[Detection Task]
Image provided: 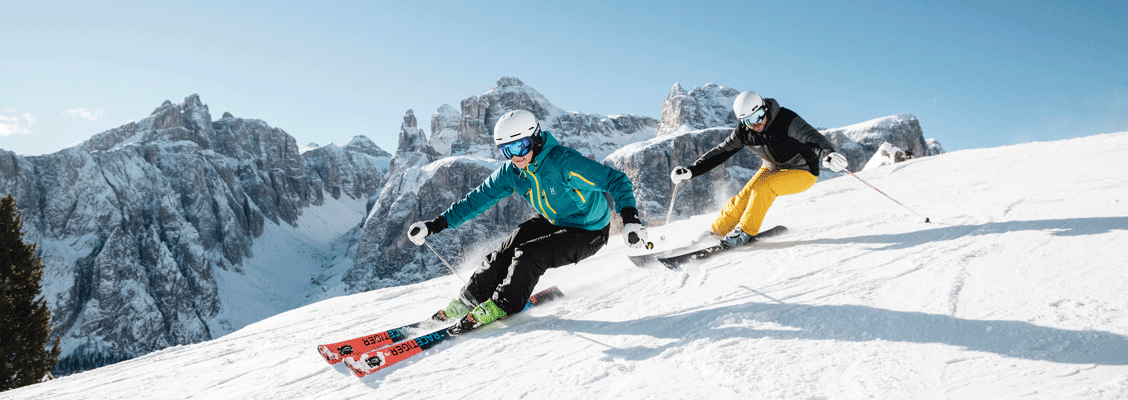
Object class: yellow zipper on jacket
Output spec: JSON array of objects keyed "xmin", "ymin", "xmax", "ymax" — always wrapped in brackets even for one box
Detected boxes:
[
  {"xmin": 542, "ymin": 193, "xmax": 557, "ymax": 214},
  {"xmin": 525, "ymin": 165, "xmax": 554, "ymax": 223},
  {"xmin": 568, "ymin": 171, "xmax": 594, "ymax": 204},
  {"xmin": 569, "ymin": 171, "xmax": 595, "ymax": 186}
]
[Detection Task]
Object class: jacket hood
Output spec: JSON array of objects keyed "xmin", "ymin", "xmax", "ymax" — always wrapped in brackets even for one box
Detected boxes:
[
  {"xmin": 528, "ymin": 130, "xmax": 559, "ymax": 170},
  {"xmin": 763, "ymin": 98, "xmax": 781, "ymax": 130}
]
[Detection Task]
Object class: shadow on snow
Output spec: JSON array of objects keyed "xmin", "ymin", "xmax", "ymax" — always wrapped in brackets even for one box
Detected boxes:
[
  {"xmin": 556, "ymin": 294, "xmax": 1128, "ymax": 366},
  {"xmin": 785, "ymin": 216, "xmax": 1128, "ymax": 251}
]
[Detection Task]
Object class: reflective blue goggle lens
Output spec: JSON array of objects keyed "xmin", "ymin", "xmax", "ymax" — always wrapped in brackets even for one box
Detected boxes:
[
  {"xmin": 740, "ymin": 108, "xmax": 767, "ymax": 127},
  {"xmin": 498, "ymin": 137, "xmax": 533, "ymax": 158}
]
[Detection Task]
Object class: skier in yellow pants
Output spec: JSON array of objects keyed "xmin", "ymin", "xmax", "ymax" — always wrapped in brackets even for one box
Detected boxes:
[
  {"xmin": 710, "ymin": 168, "xmax": 817, "ymax": 238},
  {"xmin": 671, "ymin": 91, "xmax": 849, "ymax": 248}
]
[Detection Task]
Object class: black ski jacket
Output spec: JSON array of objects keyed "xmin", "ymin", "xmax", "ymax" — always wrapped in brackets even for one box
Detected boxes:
[{"xmin": 687, "ymin": 98, "xmax": 836, "ymax": 177}]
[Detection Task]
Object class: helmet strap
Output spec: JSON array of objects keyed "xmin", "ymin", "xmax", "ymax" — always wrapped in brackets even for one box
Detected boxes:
[{"xmin": 530, "ymin": 125, "xmax": 544, "ymax": 156}]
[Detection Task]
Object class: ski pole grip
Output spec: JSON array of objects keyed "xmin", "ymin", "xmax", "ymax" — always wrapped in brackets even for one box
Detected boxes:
[{"xmin": 628, "ymin": 232, "xmax": 654, "ymax": 250}]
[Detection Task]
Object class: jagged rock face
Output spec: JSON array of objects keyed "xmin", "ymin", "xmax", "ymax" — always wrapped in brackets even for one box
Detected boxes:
[
  {"xmin": 396, "ymin": 110, "xmax": 428, "ymax": 154},
  {"xmin": 821, "ymin": 114, "xmax": 930, "ymax": 172},
  {"xmin": 347, "ymin": 156, "xmax": 532, "ymax": 292},
  {"xmin": 342, "ymin": 136, "xmax": 393, "ymax": 159},
  {"xmin": 655, "ymin": 83, "xmax": 740, "ymax": 137},
  {"xmin": 448, "ymin": 77, "xmax": 567, "ymax": 158},
  {"xmin": 604, "ymin": 128, "xmax": 763, "ymax": 225},
  {"xmin": 429, "ymin": 104, "xmax": 460, "ymax": 156},
  {"xmin": 550, "ymin": 113, "xmax": 658, "ymax": 160},
  {"xmin": 302, "ymin": 136, "xmax": 391, "ymax": 203},
  {"xmin": 391, "ymin": 110, "xmax": 439, "ymax": 174},
  {"xmin": 7, "ymin": 141, "xmax": 229, "ymax": 373},
  {"xmin": 438, "ymin": 77, "xmax": 658, "ymax": 160},
  {"xmin": 0, "ymin": 95, "xmax": 388, "ymax": 374}
]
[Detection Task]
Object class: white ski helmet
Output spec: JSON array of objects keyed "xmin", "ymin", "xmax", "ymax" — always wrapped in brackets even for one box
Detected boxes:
[
  {"xmin": 493, "ymin": 110, "xmax": 541, "ymax": 145},
  {"xmin": 733, "ymin": 91, "xmax": 766, "ymax": 126}
]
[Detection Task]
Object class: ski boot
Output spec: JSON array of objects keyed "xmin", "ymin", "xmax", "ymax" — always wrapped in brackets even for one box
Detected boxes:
[
  {"xmin": 448, "ymin": 299, "xmax": 507, "ymax": 335},
  {"xmin": 431, "ymin": 298, "xmax": 473, "ymax": 322},
  {"xmin": 721, "ymin": 227, "xmax": 754, "ymax": 249}
]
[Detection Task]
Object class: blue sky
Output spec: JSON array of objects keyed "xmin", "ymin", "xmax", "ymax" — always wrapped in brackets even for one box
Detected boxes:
[{"xmin": 1, "ymin": 1, "xmax": 1125, "ymax": 156}]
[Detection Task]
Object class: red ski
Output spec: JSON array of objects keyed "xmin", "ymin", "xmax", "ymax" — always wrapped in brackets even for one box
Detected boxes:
[
  {"xmin": 343, "ymin": 286, "xmax": 563, "ymax": 377},
  {"xmin": 317, "ymin": 317, "xmax": 445, "ymax": 364}
]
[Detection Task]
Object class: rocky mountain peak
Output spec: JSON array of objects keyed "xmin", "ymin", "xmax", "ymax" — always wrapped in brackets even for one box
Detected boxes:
[
  {"xmin": 447, "ymin": 77, "xmax": 566, "ymax": 158},
  {"xmin": 429, "ymin": 104, "xmax": 461, "ymax": 157},
  {"xmin": 668, "ymin": 82, "xmax": 687, "ymax": 97},
  {"xmin": 493, "ymin": 76, "xmax": 526, "ymax": 89},
  {"xmin": 343, "ymin": 136, "xmax": 391, "ymax": 158},
  {"xmin": 403, "ymin": 109, "xmax": 418, "ymax": 128},
  {"xmin": 396, "ymin": 109, "xmax": 432, "ymax": 155},
  {"xmin": 84, "ymin": 94, "xmax": 215, "ymax": 153},
  {"xmin": 655, "ymin": 83, "xmax": 739, "ymax": 137}
]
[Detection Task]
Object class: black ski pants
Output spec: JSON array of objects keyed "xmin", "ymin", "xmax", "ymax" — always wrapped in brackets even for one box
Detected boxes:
[{"xmin": 460, "ymin": 215, "xmax": 609, "ymax": 315}]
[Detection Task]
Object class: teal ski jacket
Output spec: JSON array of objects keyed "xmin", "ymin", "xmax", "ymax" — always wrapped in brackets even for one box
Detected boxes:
[{"xmin": 440, "ymin": 131, "xmax": 637, "ymax": 231}]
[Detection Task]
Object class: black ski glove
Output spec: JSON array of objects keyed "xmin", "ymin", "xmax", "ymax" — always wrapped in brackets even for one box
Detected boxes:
[
  {"xmin": 619, "ymin": 207, "xmax": 641, "ymax": 225},
  {"xmin": 425, "ymin": 216, "xmax": 448, "ymax": 235}
]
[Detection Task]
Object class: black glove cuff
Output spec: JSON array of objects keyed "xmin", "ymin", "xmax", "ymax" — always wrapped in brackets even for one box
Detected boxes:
[
  {"xmin": 619, "ymin": 207, "xmax": 641, "ymax": 225},
  {"xmin": 681, "ymin": 163, "xmax": 699, "ymax": 178},
  {"xmin": 426, "ymin": 215, "xmax": 448, "ymax": 234}
]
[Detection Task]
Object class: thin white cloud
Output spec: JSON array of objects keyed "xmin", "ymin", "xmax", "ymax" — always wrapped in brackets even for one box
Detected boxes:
[
  {"xmin": 64, "ymin": 108, "xmax": 106, "ymax": 121},
  {"xmin": 0, "ymin": 110, "xmax": 35, "ymax": 137}
]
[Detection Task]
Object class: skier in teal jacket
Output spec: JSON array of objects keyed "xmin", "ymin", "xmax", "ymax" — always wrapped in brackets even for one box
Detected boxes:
[{"xmin": 407, "ymin": 110, "xmax": 649, "ymax": 333}]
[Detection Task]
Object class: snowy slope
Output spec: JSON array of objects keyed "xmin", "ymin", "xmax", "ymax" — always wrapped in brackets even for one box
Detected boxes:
[
  {"xmin": 208, "ymin": 193, "xmax": 367, "ymax": 336},
  {"xmin": 5, "ymin": 132, "xmax": 1128, "ymax": 399}
]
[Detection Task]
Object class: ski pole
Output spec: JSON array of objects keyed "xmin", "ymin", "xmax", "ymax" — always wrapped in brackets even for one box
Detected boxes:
[
  {"xmin": 423, "ymin": 240, "xmax": 466, "ymax": 283},
  {"xmin": 844, "ymin": 169, "xmax": 931, "ymax": 223},
  {"xmin": 665, "ymin": 181, "xmax": 682, "ymax": 225}
]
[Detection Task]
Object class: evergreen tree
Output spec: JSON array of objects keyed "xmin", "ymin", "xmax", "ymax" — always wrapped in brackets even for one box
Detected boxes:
[{"xmin": 0, "ymin": 195, "xmax": 60, "ymax": 391}]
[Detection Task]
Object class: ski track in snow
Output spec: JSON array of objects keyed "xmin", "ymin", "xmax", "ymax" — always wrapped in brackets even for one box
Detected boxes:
[{"xmin": 4, "ymin": 132, "xmax": 1128, "ymax": 399}]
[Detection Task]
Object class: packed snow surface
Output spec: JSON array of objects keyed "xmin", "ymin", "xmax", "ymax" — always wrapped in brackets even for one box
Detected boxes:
[{"xmin": 5, "ymin": 132, "xmax": 1128, "ymax": 399}]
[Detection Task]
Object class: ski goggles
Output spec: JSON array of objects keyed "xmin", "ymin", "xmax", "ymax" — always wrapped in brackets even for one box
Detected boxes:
[
  {"xmin": 498, "ymin": 137, "xmax": 533, "ymax": 158},
  {"xmin": 740, "ymin": 107, "xmax": 767, "ymax": 127}
]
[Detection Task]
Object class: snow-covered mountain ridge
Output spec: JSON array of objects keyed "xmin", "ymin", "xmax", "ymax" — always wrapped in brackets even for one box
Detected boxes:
[{"xmin": 4, "ymin": 131, "xmax": 1125, "ymax": 400}]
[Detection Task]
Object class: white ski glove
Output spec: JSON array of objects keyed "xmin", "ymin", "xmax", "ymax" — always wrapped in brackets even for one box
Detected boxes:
[
  {"xmin": 622, "ymin": 223, "xmax": 649, "ymax": 249},
  {"xmin": 619, "ymin": 206, "xmax": 650, "ymax": 249},
  {"xmin": 407, "ymin": 216, "xmax": 448, "ymax": 246},
  {"xmin": 822, "ymin": 152, "xmax": 849, "ymax": 172},
  {"xmin": 670, "ymin": 166, "xmax": 692, "ymax": 185},
  {"xmin": 407, "ymin": 221, "xmax": 430, "ymax": 245}
]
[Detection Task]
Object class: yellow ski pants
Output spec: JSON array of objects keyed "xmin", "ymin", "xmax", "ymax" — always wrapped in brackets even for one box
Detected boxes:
[{"xmin": 711, "ymin": 168, "xmax": 818, "ymax": 236}]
